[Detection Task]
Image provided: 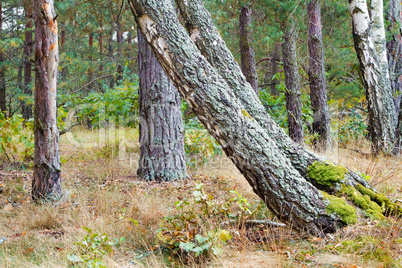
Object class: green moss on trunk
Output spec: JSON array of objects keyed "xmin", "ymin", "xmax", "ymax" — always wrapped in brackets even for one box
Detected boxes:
[
  {"xmin": 321, "ymin": 192, "xmax": 357, "ymax": 225},
  {"xmin": 307, "ymin": 161, "xmax": 348, "ymax": 187}
]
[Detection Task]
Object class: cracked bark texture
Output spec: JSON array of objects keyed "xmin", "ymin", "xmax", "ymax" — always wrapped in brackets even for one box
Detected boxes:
[
  {"xmin": 174, "ymin": 0, "xmax": 371, "ymax": 189},
  {"xmin": 32, "ymin": 0, "xmax": 62, "ymax": 202},
  {"xmin": 307, "ymin": 0, "xmax": 330, "ymax": 149},
  {"xmin": 239, "ymin": 6, "xmax": 258, "ymax": 94},
  {"xmin": 386, "ymin": 0, "xmax": 402, "ymax": 152},
  {"xmin": 282, "ymin": 20, "xmax": 304, "ymax": 145},
  {"xmin": 349, "ymin": 0, "xmax": 397, "ymax": 154},
  {"xmin": 128, "ymin": 0, "xmax": 339, "ymax": 235},
  {"xmin": 137, "ymin": 29, "xmax": 187, "ymax": 181}
]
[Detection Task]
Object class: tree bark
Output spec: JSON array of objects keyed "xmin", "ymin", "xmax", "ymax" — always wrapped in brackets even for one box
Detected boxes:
[
  {"xmin": 386, "ymin": 0, "xmax": 402, "ymax": 152},
  {"xmin": 282, "ymin": 20, "xmax": 304, "ymax": 144},
  {"xmin": 137, "ymin": 29, "xmax": 187, "ymax": 181},
  {"xmin": 32, "ymin": 0, "xmax": 62, "ymax": 202},
  {"xmin": 0, "ymin": 2, "xmax": 6, "ymax": 115},
  {"xmin": 349, "ymin": 0, "xmax": 397, "ymax": 154},
  {"xmin": 87, "ymin": 33, "xmax": 94, "ymax": 93},
  {"xmin": 116, "ymin": 21, "xmax": 123, "ymax": 85},
  {"xmin": 128, "ymin": 0, "xmax": 401, "ymax": 235},
  {"xmin": 239, "ymin": 6, "xmax": 258, "ymax": 94},
  {"xmin": 307, "ymin": 0, "xmax": 330, "ymax": 149},
  {"xmin": 21, "ymin": 0, "xmax": 34, "ymax": 120},
  {"xmin": 269, "ymin": 43, "xmax": 281, "ymax": 96}
]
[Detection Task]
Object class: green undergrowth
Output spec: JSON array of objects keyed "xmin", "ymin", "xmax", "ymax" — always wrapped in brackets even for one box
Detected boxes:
[{"xmin": 309, "ymin": 161, "xmax": 402, "ymax": 224}]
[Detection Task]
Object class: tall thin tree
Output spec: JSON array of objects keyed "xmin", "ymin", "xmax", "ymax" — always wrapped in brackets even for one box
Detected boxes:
[
  {"xmin": 282, "ymin": 20, "xmax": 304, "ymax": 144},
  {"xmin": 307, "ymin": 0, "xmax": 330, "ymax": 149},
  {"xmin": 349, "ymin": 0, "xmax": 397, "ymax": 154},
  {"xmin": 21, "ymin": 0, "xmax": 34, "ymax": 120},
  {"xmin": 32, "ymin": 0, "xmax": 62, "ymax": 202},
  {"xmin": 0, "ymin": 2, "xmax": 6, "ymax": 114},
  {"xmin": 239, "ymin": 5, "xmax": 258, "ymax": 94}
]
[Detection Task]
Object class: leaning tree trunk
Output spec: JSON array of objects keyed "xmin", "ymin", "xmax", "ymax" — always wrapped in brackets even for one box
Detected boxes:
[
  {"xmin": 128, "ymin": 0, "xmax": 402, "ymax": 235},
  {"xmin": 307, "ymin": 0, "xmax": 330, "ymax": 149},
  {"xmin": 350, "ymin": 0, "xmax": 397, "ymax": 154},
  {"xmin": 32, "ymin": 0, "xmax": 62, "ymax": 202},
  {"xmin": 0, "ymin": 2, "xmax": 6, "ymax": 114},
  {"xmin": 282, "ymin": 20, "xmax": 304, "ymax": 144},
  {"xmin": 239, "ymin": 6, "xmax": 258, "ymax": 94},
  {"xmin": 21, "ymin": 0, "xmax": 34, "ymax": 120},
  {"xmin": 386, "ymin": 0, "xmax": 402, "ymax": 152},
  {"xmin": 137, "ymin": 29, "xmax": 187, "ymax": 181}
]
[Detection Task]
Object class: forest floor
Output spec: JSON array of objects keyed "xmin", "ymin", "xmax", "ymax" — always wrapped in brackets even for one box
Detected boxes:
[{"xmin": 0, "ymin": 127, "xmax": 401, "ymax": 267}]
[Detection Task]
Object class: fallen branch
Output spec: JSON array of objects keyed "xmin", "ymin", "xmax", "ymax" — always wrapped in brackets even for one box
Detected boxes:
[{"xmin": 221, "ymin": 219, "xmax": 286, "ymax": 228}]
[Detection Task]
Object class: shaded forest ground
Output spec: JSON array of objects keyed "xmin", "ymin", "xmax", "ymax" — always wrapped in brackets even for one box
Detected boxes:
[{"xmin": 0, "ymin": 127, "xmax": 401, "ymax": 267}]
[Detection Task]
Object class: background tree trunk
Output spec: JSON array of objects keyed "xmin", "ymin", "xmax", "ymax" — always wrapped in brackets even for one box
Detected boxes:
[
  {"xmin": 21, "ymin": 0, "xmax": 34, "ymax": 120},
  {"xmin": 87, "ymin": 33, "xmax": 94, "ymax": 93},
  {"xmin": 269, "ymin": 42, "xmax": 281, "ymax": 96},
  {"xmin": 282, "ymin": 20, "xmax": 304, "ymax": 144},
  {"xmin": 386, "ymin": 0, "xmax": 402, "ymax": 152},
  {"xmin": 137, "ymin": 29, "xmax": 187, "ymax": 182},
  {"xmin": 239, "ymin": 6, "xmax": 258, "ymax": 94},
  {"xmin": 116, "ymin": 21, "xmax": 123, "ymax": 85},
  {"xmin": 32, "ymin": 0, "xmax": 62, "ymax": 202},
  {"xmin": 307, "ymin": 0, "xmax": 330, "ymax": 149},
  {"xmin": 0, "ymin": 2, "xmax": 6, "ymax": 114},
  {"xmin": 350, "ymin": 0, "xmax": 397, "ymax": 154}
]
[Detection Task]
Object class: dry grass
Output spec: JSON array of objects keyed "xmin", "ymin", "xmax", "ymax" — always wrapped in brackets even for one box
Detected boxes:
[{"xmin": 0, "ymin": 127, "xmax": 401, "ymax": 267}]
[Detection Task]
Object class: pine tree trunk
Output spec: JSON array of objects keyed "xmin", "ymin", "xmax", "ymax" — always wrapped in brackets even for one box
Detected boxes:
[
  {"xmin": 282, "ymin": 20, "xmax": 304, "ymax": 144},
  {"xmin": 88, "ymin": 33, "xmax": 94, "ymax": 93},
  {"xmin": 21, "ymin": 0, "xmax": 34, "ymax": 120},
  {"xmin": 349, "ymin": 0, "xmax": 397, "ymax": 154},
  {"xmin": 307, "ymin": 0, "xmax": 330, "ymax": 149},
  {"xmin": 239, "ymin": 6, "xmax": 258, "ymax": 94},
  {"xmin": 0, "ymin": 2, "xmax": 6, "ymax": 114},
  {"xmin": 137, "ymin": 29, "xmax": 187, "ymax": 181},
  {"xmin": 386, "ymin": 0, "xmax": 402, "ymax": 152},
  {"xmin": 32, "ymin": 0, "xmax": 62, "ymax": 202},
  {"xmin": 128, "ymin": 0, "xmax": 402, "ymax": 235},
  {"xmin": 116, "ymin": 21, "xmax": 123, "ymax": 85},
  {"xmin": 269, "ymin": 43, "xmax": 281, "ymax": 96}
]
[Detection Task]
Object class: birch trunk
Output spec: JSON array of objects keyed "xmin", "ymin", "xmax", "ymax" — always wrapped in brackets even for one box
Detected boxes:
[
  {"xmin": 307, "ymin": 0, "xmax": 330, "ymax": 149},
  {"xmin": 32, "ymin": 0, "xmax": 62, "ymax": 202},
  {"xmin": 239, "ymin": 6, "xmax": 258, "ymax": 94},
  {"xmin": 349, "ymin": 0, "xmax": 397, "ymax": 154},
  {"xmin": 137, "ymin": 29, "xmax": 187, "ymax": 181},
  {"xmin": 282, "ymin": 20, "xmax": 304, "ymax": 144}
]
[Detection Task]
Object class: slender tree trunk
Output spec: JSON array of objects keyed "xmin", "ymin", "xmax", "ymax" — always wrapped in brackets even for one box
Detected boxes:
[
  {"xmin": 307, "ymin": 0, "xmax": 330, "ymax": 149},
  {"xmin": 129, "ymin": 0, "xmax": 401, "ymax": 235},
  {"xmin": 21, "ymin": 0, "xmax": 33, "ymax": 120},
  {"xmin": 137, "ymin": 29, "xmax": 187, "ymax": 181},
  {"xmin": 349, "ymin": 0, "xmax": 397, "ymax": 154},
  {"xmin": 0, "ymin": 2, "xmax": 6, "ymax": 114},
  {"xmin": 88, "ymin": 33, "xmax": 94, "ymax": 93},
  {"xmin": 32, "ymin": 0, "xmax": 62, "ymax": 202},
  {"xmin": 108, "ymin": 28, "xmax": 115, "ymax": 89},
  {"xmin": 282, "ymin": 20, "xmax": 304, "ymax": 144},
  {"xmin": 239, "ymin": 6, "xmax": 258, "ymax": 94},
  {"xmin": 386, "ymin": 0, "xmax": 402, "ymax": 152},
  {"xmin": 116, "ymin": 21, "xmax": 123, "ymax": 85},
  {"xmin": 269, "ymin": 43, "xmax": 281, "ymax": 96}
]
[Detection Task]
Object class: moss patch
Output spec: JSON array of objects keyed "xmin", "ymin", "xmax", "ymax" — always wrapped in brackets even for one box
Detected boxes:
[
  {"xmin": 341, "ymin": 185, "xmax": 385, "ymax": 220},
  {"xmin": 307, "ymin": 161, "xmax": 348, "ymax": 188},
  {"xmin": 356, "ymin": 184, "xmax": 402, "ymax": 216},
  {"xmin": 322, "ymin": 192, "xmax": 357, "ymax": 225}
]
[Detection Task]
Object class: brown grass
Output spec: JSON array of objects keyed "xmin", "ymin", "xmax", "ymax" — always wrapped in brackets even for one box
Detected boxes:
[{"xmin": 0, "ymin": 127, "xmax": 401, "ymax": 267}]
